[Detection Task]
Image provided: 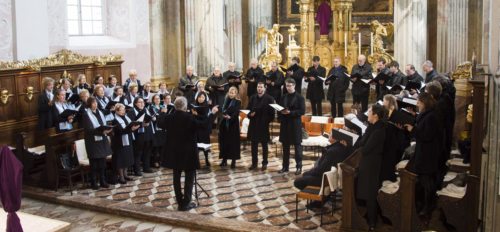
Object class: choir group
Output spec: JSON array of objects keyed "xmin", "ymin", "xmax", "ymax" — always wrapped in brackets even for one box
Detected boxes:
[{"xmin": 36, "ymin": 55, "xmax": 456, "ymax": 223}]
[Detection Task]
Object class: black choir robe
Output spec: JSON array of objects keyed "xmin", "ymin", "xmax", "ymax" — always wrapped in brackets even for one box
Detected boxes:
[
  {"xmin": 158, "ymin": 110, "xmax": 203, "ymax": 170},
  {"xmin": 380, "ymin": 110, "xmax": 411, "ymax": 182},
  {"xmin": 326, "ymin": 65, "xmax": 350, "ymax": 103},
  {"xmin": 356, "ymin": 120, "xmax": 386, "ymax": 201},
  {"xmin": 265, "ymin": 69, "xmax": 284, "ymax": 103},
  {"xmin": 83, "ymin": 109, "xmax": 112, "ymax": 159},
  {"xmin": 247, "ymin": 93, "xmax": 275, "ymax": 143},
  {"xmin": 205, "ymin": 75, "xmax": 228, "ymax": 106},
  {"xmin": 285, "ymin": 65, "xmax": 304, "ymax": 93},
  {"xmin": 37, "ymin": 91, "xmax": 54, "ymax": 130},
  {"xmin": 223, "ymin": 70, "xmax": 242, "ymax": 88},
  {"xmin": 305, "ymin": 65, "xmax": 326, "ymax": 101},
  {"xmin": 219, "ymin": 98, "xmax": 241, "ymax": 160},
  {"xmin": 278, "ymin": 92, "xmax": 305, "ymax": 145},
  {"xmin": 351, "ymin": 63, "xmax": 372, "ymax": 97},
  {"xmin": 245, "ymin": 67, "xmax": 265, "ymax": 98}
]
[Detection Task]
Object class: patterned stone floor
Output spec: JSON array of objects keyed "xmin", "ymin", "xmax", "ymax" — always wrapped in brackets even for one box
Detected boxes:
[
  {"xmin": 19, "ymin": 197, "xmax": 202, "ymax": 232},
  {"xmin": 66, "ymin": 143, "xmax": 342, "ymax": 231}
]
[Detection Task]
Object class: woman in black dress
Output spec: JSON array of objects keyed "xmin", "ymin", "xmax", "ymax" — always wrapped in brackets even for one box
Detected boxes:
[
  {"xmin": 112, "ymin": 103, "xmax": 140, "ymax": 184},
  {"xmin": 218, "ymin": 86, "xmax": 241, "ymax": 168},
  {"xmin": 83, "ymin": 97, "xmax": 113, "ymax": 189},
  {"xmin": 192, "ymin": 91, "xmax": 218, "ymax": 167},
  {"xmin": 127, "ymin": 97, "xmax": 155, "ymax": 175},
  {"xmin": 380, "ymin": 94, "xmax": 410, "ymax": 182},
  {"xmin": 52, "ymin": 89, "xmax": 75, "ymax": 132},
  {"xmin": 149, "ymin": 94, "xmax": 167, "ymax": 168},
  {"xmin": 404, "ymin": 92, "xmax": 443, "ymax": 218},
  {"xmin": 356, "ymin": 104, "xmax": 387, "ymax": 231},
  {"xmin": 93, "ymin": 85, "xmax": 115, "ymax": 123}
]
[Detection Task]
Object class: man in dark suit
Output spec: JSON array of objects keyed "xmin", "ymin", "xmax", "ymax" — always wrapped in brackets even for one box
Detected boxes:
[
  {"xmin": 247, "ymin": 82, "xmax": 275, "ymax": 171},
  {"xmin": 423, "ymin": 60, "xmax": 439, "ymax": 83},
  {"xmin": 285, "ymin": 57, "xmax": 305, "ymax": 94},
  {"xmin": 278, "ymin": 78, "xmax": 306, "ymax": 175},
  {"xmin": 305, "ymin": 56, "xmax": 326, "ymax": 116},
  {"xmin": 351, "ymin": 55, "xmax": 372, "ymax": 112},
  {"xmin": 405, "ymin": 64, "xmax": 424, "ymax": 95},
  {"xmin": 294, "ymin": 135, "xmax": 351, "ymax": 190},
  {"xmin": 266, "ymin": 62, "xmax": 285, "ymax": 103},
  {"xmin": 326, "ymin": 57, "xmax": 350, "ymax": 118},
  {"xmin": 178, "ymin": 65, "xmax": 200, "ymax": 103},
  {"xmin": 245, "ymin": 59, "xmax": 265, "ymax": 99},
  {"xmin": 158, "ymin": 96, "xmax": 203, "ymax": 211}
]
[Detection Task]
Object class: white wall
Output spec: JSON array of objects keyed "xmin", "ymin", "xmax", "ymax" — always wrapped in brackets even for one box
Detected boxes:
[{"xmin": 0, "ymin": 0, "xmax": 152, "ymax": 83}]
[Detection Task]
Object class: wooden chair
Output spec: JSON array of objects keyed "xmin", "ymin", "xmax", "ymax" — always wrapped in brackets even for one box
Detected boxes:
[
  {"xmin": 301, "ymin": 115, "xmax": 311, "ymax": 127},
  {"xmin": 239, "ymin": 111, "xmax": 249, "ymax": 148},
  {"xmin": 324, "ymin": 123, "xmax": 334, "ymax": 134},
  {"xmin": 296, "ymin": 167, "xmax": 338, "ymax": 226},
  {"xmin": 304, "ymin": 121, "xmax": 322, "ymax": 136}
]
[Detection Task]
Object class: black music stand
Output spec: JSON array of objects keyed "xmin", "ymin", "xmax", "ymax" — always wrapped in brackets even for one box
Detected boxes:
[{"xmin": 194, "ymin": 144, "xmax": 211, "ymax": 204}]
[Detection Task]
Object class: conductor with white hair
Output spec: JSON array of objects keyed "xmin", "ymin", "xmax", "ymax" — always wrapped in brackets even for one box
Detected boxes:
[{"xmin": 158, "ymin": 96, "xmax": 205, "ymax": 211}]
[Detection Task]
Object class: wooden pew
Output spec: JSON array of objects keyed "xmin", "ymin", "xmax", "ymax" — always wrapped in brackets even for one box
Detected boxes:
[
  {"xmin": 339, "ymin": 149, "xmax": 369, "ymax": 231},
  {"xmin": 15, "ymin": 127, "xmax": 57, "ymax": 186},
  {"xmin": 44, "ymin": 129, "xmax": 85, "ymax": 190}
]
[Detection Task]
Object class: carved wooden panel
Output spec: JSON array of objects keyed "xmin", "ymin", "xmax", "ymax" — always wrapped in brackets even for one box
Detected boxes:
[
  {"xmin": 16, "ymin": 73, "xmax": 41, "ymax": 118},
  {"xmin": 0, "ymin": 74, "xmax": 17, "ymax": 121}
]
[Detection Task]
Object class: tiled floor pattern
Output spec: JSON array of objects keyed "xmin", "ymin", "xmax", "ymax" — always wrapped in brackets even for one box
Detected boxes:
[
  {"xmin": 67, "ymin": 143, "xmax": 342, "ymax": 231},
  {"xmin": 19, "ymin": 197, "xmax": 201, "ymax": 232}
]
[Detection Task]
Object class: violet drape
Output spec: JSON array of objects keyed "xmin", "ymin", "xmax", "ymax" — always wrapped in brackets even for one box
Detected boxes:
[
  {"xmin": 316, "ymin": 1, "xmax": 332, "ymax": 35},
  {"xmin": 0, "ymin": 146, "xmax": 23, "ymax": 232}
]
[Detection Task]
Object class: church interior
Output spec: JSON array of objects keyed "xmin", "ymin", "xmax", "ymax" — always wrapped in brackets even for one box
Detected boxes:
[{"xmin": 1, "ymin": 0, "xmax": 500, "ymax": 231}]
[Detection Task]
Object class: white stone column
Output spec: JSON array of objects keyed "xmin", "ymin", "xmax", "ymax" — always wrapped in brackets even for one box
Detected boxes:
[
  {"xmin": 0, "ymin": 0, "xmax": 13, "ymax": 61},
  {"xmin": 435, "ymin": 0, "xmax": 469, "ymax": 72},
  {"xmin": 185, "ymin": 0, "xmax": 225, "ymax": 77},
  {"xmin": 248, "ymin": 0, "xmax": 273, "ymax": 62},
  {"xmin": 394, "ymin": 0, "xmax": 427, "ymax": 75},
  {"xmin": 224, "ymin": 0, "xmax": 243, "ymax": 70}
]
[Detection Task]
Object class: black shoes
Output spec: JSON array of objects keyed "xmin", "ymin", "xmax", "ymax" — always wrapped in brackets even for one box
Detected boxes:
[
  {"xmin": 143, "ymin": 169, "xmax": 154, "ymax": 173},
  {"xmin": 179, "ymin": 202, "xmax": 197, "ymax": 211},
  {"xmin": 295, "ymin": 167, "xmax": 302, "ymax": 175},
  {"xmin": 124, "ymin": 176, "xmax": 134, "ymax": 181},
  {"xmin": 118, "ymin": 179, "xmax": 127, "ymax": 184},
  {"xmin": 91, "ymin": 183, "xmax": 99, "ymax": 190},
  {"xmin": 278, "ymin": 168, "xmax": 289, "ymax": 174},
  {"xmin": 249, "ymin": 165, "xmax": 257, "ymax": 170},
  {"xmin": 220, "ymin": 159, "xmax": 227, "ymax": 167},
  {"xmin": 100, "ymin": 182, "xmax": 110, "ymax": 188},
  {"xmin": 230, "ymin": 160, "xmax": 236, "ymax": 169},
  {"xmin": 133, "ymin": 172, "xmax": 143, "ymax": 176},
  {"xmin": 261, "ymin": 164, "xmax": 267, "ymax": 171}
]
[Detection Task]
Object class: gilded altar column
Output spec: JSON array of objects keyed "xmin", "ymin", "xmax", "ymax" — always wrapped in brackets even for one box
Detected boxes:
[
  {"xmin": 298, "ymin": 0, "xmax": 314, "ymax": 66},
  {"xmin": 331, "ymin": 0, "xmax": 354, "ymax": 46},
  {"xmin": 394, "ymin": 0, "xmax": 427, "ymax": 75}
]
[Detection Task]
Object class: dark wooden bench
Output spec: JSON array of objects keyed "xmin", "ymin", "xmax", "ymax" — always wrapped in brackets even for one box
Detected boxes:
[
  {"xmin": 15, "ymin": 127, "xmax": 57, "ymax": 186},
  {"xmin": 339, "ymin": 148, "xmax": 369, "ymax": 231},
  {"xmin": 44, "ymin": 129, "xmax": 85, "ymax": 190}
]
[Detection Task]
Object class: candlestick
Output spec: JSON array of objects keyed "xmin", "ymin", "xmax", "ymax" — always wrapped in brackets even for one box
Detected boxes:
[
  {"xmin": 370, "ymin": 32, "xmax": 374, "ymax": 55},
  {"xmin": 344, "ymin": 32, "xmax": 347, "ymax": 57},
  {"xmin": 358, "ymin": 33, "xmax": 361, "ymax": 55}
]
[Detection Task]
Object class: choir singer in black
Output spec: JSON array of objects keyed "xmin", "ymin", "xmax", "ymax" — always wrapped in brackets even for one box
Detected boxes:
[
  {"xmin": 305, "ymin": 56, "xmax": 326, "ymax": 116},
  {"xmin": 351, "ymin": 55, "xmax": 372, "ymax": 112},
  {"xmin": 278, "ymin": 78, "xmax": 305, "ymax": 175},
  {"xmin": 247, "ymin": 82, "xmax": 275, "ymax": 171},
  {"xmin": 326, "ymin": 57, "xmax": 350, "ymax": 118}
]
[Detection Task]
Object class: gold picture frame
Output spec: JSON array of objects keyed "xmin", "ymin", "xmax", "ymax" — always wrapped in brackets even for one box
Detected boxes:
[
  {"xmin": 277, "ymin": 0, "xmax": 301, "ymax": 25},
  {"xmin": 352, "ymin": 0, "xmax": 394, "ymax": 16}
]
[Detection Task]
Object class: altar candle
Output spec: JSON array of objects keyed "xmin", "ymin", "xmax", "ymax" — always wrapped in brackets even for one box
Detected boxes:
[
  {"xmin": 344, "ymin": 32, "xmax": 347, "ymax": 57},
  {"xmin": 370, "ymin": 32, "xmax": 374, "ymax": 55},
  {"xmin": 358, "ymin": 33, "xmax": 361, "ymax": 55}
]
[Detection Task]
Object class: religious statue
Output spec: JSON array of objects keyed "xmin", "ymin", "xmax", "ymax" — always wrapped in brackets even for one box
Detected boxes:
[
  {"xmin": 256, "ymin": 24, "xmax": 284, "ymax": 69},
  {"xmin": 316, "ymin": 0, "xmax": 332, "ymax": 35},
  {"xmin": 368, "ymin": 20, "xmax": 395, "ymax": 65},
  {"xmin": 371, "ymin": 20, "xmax": 393, "ymax": 54}
]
